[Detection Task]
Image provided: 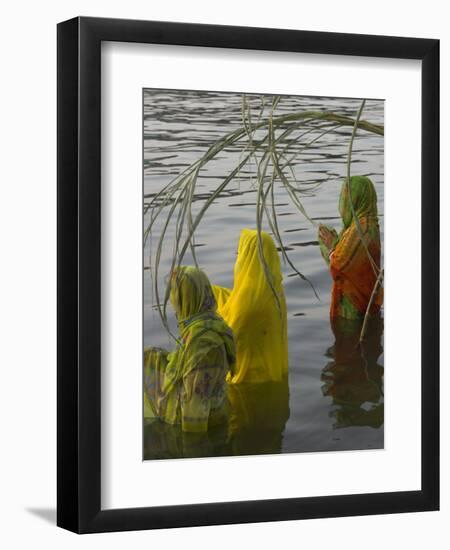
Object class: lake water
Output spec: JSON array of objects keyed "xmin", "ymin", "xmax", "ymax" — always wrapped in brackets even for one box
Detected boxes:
[{"xmin": 143, "ymin": 89, "xmax": 384, "ymax": 460}]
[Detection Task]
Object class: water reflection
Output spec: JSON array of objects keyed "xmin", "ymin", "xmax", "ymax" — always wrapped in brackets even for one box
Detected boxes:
[
  {"xmin": 321, "ymin": 317, "xmax": 384, "ymax": 430},
  {"xmin": 143, "ymin": 380, "xmax": 290, "ymax": 460},
  {"xmin": 143, "ymin": 419, "xmax": 230, "ymax": 460},
  {"xmin": 227, "ymin": 380, "xmax": 290, "ymax": 456}
]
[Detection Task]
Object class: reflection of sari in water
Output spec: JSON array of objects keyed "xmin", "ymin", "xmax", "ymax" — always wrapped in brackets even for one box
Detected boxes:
[
  {"xmin": 321, "ymin": 317, "xmax": 384, "ymax": 430},
  {"xmin": 227, "ymin": 381, "xmax": 290, "ymax": 456},
  {"xmin": 213, "ymin": 229, "xmax": 288, "ymax": 384},
  {"xmin": 144, "ymin": 266, "xmax": 236, "ymax": 433},
  {"xmin": 143, "ymin": 418, "xmax": 231, "ymax": 460},
  {"xmin": 318, "ymin": 176, "xmax": 383, "ymax": 320}
]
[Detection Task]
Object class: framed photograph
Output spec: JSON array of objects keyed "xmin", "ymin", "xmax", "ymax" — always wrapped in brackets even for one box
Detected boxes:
[{"xmin": 57, "ymin": 17, "xmax": 439, "ymax": 533}]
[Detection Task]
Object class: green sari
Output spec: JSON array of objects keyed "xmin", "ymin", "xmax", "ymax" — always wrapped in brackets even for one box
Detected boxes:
[{"xmin": 144, "ymin": 266, "xmax": 236, "ymax": 433}]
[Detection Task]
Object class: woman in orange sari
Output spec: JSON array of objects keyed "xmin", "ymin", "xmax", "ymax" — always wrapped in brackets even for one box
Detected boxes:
[{"xmin": 318, "ymin": 176, "xmax": 383, "ymax": 320}]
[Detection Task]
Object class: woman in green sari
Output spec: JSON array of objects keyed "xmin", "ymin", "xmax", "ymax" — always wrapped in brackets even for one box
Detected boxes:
[{"xmin": 144, "ymin": 266, "xmax": 236, "ymax": 433}]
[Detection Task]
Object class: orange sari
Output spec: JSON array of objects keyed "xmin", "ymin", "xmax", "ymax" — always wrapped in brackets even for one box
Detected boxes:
[
  {"xmin": 330, "ymin": 217, "xmax": 382, "ymax": 319},
  {"xmin": 320, "ymin": 176, "xmax": 383, "ymax": 320}
]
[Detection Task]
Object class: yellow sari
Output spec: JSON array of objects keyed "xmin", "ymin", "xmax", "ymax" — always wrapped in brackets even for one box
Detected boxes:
[{"xmin": 213, "ymin": 229, "xmax": 288, "ymax": 383}]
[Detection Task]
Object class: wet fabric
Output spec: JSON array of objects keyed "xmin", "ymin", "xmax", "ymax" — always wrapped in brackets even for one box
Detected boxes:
[
  {"xmin": 318, "ymin": 176, "xmax": 383, "ymax": 320},
  {"xmin": 213, "ymin": 229, "xmax": 288, "ymax": 383},
  {"xmin": 144, "ymin": 266, "xmax": 236, "ymax": 433}
]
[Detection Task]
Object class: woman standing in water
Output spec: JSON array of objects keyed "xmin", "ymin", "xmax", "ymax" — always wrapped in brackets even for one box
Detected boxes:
[
  {"xmin": 144, "ymin": 266, "xmax": 236, "ymax": 433},
  {"xmin": 318, "ymin": 176, "xmax": 383, "ymax": 321},
  {"xmin": 213, "ymin": 228, "xmax": 288, "ymax": 383}
]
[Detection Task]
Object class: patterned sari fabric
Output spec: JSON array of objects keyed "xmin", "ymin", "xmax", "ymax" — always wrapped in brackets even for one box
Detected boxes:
[
  {"xmin": 213, "ymin": 229, "xmax": 288, "ymax": 384},
  {"xmin": 144, "ymin": 266, "xmax": 236, "ymax": 433},
  {"xmin": 318, "ymin": 176, "xmax": 383, "ymax": 320}
]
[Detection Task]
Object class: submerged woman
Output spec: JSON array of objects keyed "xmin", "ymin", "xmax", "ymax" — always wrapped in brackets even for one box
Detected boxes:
[
  {"xmin": 144, "ymin": 266, "xmax": 236, "ymax": 433},
  {"xmin": 213, "ymin": 229, "xmax": 288, "ymax": 384},
  {"xmin": 318, "ymin": 175, "xmax": 383, "ymax": 321}
]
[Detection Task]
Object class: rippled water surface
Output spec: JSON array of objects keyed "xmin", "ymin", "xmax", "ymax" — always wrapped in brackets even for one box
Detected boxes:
[{"xmin": 143, "ymin": 90, "xmax": 384, "ymax": 460}]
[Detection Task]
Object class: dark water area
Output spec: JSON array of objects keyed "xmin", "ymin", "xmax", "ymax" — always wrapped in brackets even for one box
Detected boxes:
[{"xmin": 143, "ymin": 89, "xmax": 384, "ymax": 460}]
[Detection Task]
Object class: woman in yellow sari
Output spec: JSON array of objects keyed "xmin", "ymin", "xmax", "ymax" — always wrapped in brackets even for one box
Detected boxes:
[
  {"xmin": 213, "ymin": 229, "xmax": 288, "ymax": 384},
  {"xmin": 144, "ymin": 266, "xmax": 236, "ymax": 433},
  {"xmin": 318, "ymin": 176, "xmax": 383, "ymax": 321}
]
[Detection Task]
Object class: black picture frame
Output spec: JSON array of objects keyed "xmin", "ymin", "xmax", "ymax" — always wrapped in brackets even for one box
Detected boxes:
[{"xmin": 57, "ymin": 16, "xmax": 439, "ymax": 533}]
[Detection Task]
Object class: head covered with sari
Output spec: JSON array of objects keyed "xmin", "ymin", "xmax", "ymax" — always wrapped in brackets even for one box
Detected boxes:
[
  {"xmin": 144, "ymin": 265, "xmax": 236, "ymax": 432},
  {"xmin": 213, "ymin": 229, "xmax": 288, "ymax": 383},
  {"xmin": 339, "ymin": 175, "xmax": 379, "ymax": 231},
  {"xmin": 328, "ymin": 176, "xmax": 382, "ymax": 320},
  {"xmin": 170, "ymin": 265, "xmax": 218, "ymax": 327}
]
